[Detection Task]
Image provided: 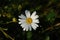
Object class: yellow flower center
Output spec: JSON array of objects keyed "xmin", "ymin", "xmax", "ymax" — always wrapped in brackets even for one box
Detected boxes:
[{"xmin": 26, "ymin": 18, "xmax": 32, "ymax": 24}]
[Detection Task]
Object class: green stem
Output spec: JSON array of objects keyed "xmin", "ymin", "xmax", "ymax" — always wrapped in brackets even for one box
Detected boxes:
[
  {"xmin": 0, "ymin": 27, "xmax": 14, "ymax": 40},
  {"xmin": 27, "ymin": 31, "xmax": 32, "ymax": 40}
]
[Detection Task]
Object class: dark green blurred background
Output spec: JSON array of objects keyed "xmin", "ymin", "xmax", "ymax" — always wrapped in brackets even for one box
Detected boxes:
[{"xmin": 0, "ymin": 0, "xmax": 60, "ymax": 40}]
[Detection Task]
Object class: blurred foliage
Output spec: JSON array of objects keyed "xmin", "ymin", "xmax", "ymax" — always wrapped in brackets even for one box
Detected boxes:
[
  {"xmin": 45, "ymin": 9, "xmax": 56, "ymax": 24},
  {"xmin": 0, "ymin": 0, "xmax": 60, "ymax": 40},
  {"xmin": 45, "ymin": 36, "xmax": 50, "ymax": 40}
]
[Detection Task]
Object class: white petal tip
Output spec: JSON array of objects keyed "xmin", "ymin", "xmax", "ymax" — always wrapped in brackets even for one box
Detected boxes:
[{"xmin": 18, "ymin": 22, "xmax": 21, "ymax": 24}]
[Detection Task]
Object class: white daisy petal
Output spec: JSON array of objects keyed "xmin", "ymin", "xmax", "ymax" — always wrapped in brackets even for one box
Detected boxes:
[
  {"xmin": 24, "ymin": 25, "xmax": 29, "ymax": 31},
  {"xmin": 23, "ymin": 28, "xmax": 26, "ymax": 31},
  {"xmin": 23, "ymin": 26, "xmax": 28, "ymax": 31},
  {"xmin": 25, "ymin": 27, "xmax": 29, "ymax": 31},
  {"xmin": 18, "ymin": 19, "xmax": 25, "ymax": 22},
  {"xmin": 18, "ymin": 14, "xmax": 26, "ymax": 19},
  {"xmin": 18, "ymin": 19, "xmax": 21, "ymax": 21},
  {"xmin": 18, "ymin": 22, "xmax": 21, "ymax": 24},
  {"xmin": 34, "ymin": 15, "xmax": 39, "ymax": 19},
  {"xmin": 30, "ymin": 26, "xmax": 32, "ymax": 31},
  {"xmin": 21, "ymin": 23, "xmax": 27, "ymax": 28},
  {"xmin": 21, "ymin": 23, "xmax": 29, "ymax": 31},
  {"xmin": 23, "ymin": 25, "xmax": 32, "ymax": 31},
  {"xmin": 31, "ymin": 11, "xmax": 36, "ymax": 18},
  {"xmin": 32, "ymin": 25, "xmax": 37, "ymax": 30},
  {"xmin": 31, "ymin": 15, "xmax": 39, "ymax": 20},
  {"xmin": 33, "ymin": 19, "xmax": 39, "ymax": 23},
  {"xmin": 19, "ymin": 21, "xmax": 25, "ymax": 25},
  {"xmin": 34, "ymin": 23, "xmax": 39, "ymax": 27},
  {"xmin": 31, "ymin": 23, "xmax": 37, "ymax": 30},
  {"xmin": 25, "ymin": 10, "xmax": 30, "ymax": 17},
  {"xmin": 28, "ymin": 25, "xmax": 32, "ymax": 31}
]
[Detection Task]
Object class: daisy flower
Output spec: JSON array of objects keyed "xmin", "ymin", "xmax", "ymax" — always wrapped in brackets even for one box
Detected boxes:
[{"xmin": 18, "ymin": 10, "xmax": 39, "ymax": 31}]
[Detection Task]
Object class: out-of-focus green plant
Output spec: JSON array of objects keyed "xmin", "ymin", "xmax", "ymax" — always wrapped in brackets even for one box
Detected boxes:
[
  {"xmin": 45, "ymin": 36, "xmax": 50, "ymax": 40},
  {"xmin": 46, "ymin": 9, "xmax": 56, "ymax": 24}
]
